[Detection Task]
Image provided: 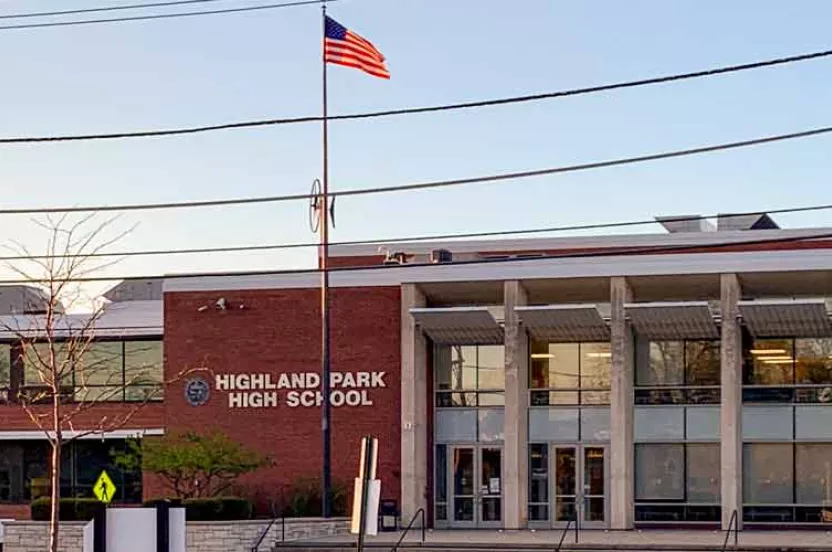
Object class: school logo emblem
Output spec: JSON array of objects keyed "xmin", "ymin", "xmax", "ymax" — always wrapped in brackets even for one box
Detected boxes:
[{"xmin": 184, "ymin": 377, "xmax": 210, "ymax": 406}]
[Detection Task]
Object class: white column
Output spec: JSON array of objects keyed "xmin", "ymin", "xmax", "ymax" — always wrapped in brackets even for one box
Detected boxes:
[
  {"xmin": 401, "ymin": 284, "xmax": 428, "ymax": 526},
  {"xmin": 503, "ymin": 281, "xmax": 529, "ymax": 529},
  {"xmin": 720, "ymin": 274, "xmax": 743, "ymax": 530},
  {"xmin": 610, "ymin": 277, "xmax": 634, "ymax": 530}
]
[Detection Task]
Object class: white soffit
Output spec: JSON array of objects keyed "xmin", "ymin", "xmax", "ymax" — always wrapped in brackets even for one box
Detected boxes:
[
  {"xmin": 515, "ymin": 305, "xmax": 610, "ymax": 342},
  {"xmin": 0, "ymin": 428, "xmax": 165, "ymax": 441},
  {"xmin": 626, "ymin": 301, "xmax": 719, "ymax": 340},
  {"xmin": 739, "ymin": 299, "xmax": 832, "ymax": 337},
  {"xmin": 410, "ymin": 307, "xmax": 503, "ymax": 344}
]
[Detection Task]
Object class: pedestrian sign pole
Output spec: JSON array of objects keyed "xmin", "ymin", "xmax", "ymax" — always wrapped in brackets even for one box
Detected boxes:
[{"xmin": 350, "ymin": 436, "xmax": 380, "ymax": 552}]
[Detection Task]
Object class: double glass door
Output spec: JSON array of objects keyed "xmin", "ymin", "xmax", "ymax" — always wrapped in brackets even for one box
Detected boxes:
[
  {"xmin": 553, "ymin": 445, "xmax": 608, "ymax": 528},
  {"xmin": 449, "ymin": 445, "xmax": 503, "ymax": 528}
]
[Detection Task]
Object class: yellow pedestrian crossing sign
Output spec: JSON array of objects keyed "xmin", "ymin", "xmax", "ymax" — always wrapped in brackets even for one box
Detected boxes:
[{"xmin": 93, "ymin": 471, "xmax": 116, "ymax": 504}]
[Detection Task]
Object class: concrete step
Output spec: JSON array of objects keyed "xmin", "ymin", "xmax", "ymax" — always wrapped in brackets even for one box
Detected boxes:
[{"xmin": 276, "ymin": 544, "xmax": 832, "ymax": 552}]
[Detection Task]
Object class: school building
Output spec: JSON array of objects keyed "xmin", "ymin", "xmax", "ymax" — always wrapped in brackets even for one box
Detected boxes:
[{"xmin": 0, "ymin": 212, "xmax": 831, "ymax": 530}]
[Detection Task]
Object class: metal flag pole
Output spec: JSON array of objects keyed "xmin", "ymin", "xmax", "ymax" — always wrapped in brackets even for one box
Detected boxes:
[{"xmin": 320, "ymin": 0, "xmax": 333, "ymax": 519}]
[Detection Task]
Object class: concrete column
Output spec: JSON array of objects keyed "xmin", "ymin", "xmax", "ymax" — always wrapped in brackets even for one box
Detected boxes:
[
  {"xmin": 503, "ymin": 281, "xmax": 529, "ymax": 529},
  {"xmin": 720, "ymin": 274, "xmax": 743, "ymax": 530},
  {"xmin": 610, "ymin": 277, "xmax": 634, "ymax": 530},
  {"xmin": 401, "ymin": 284, "xmax": 428, "ymax": 526}
]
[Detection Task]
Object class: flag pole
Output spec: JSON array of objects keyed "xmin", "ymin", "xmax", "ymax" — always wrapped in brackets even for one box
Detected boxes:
[{"xmin": 320, "ymin": 0, "xmax": 333, "ymax": 519}]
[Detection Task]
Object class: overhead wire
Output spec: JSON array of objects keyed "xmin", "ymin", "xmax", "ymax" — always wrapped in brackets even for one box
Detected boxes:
[
  {"xmin": 0, "ymin": 0, "xmax": 329, "ymax": 31},
  {"xmin": 3, "ymin": 201, "xmax": 832, "ymax": 260},
  {"xmin": 1, "ymin": 228, "xmax": 831, "ymax": 285},
  {"xmin": 0, "ymin": 122, "xmax": 830, "ymax": 214},
  {"xmin": 0, "ymin": 48, "xmax": 827, "ymax": 143},
  {"xmin": 0, "ymin": 0, "xmax": 238, "ymax": 20}
]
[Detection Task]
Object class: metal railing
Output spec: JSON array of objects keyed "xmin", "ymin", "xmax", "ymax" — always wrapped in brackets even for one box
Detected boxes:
[
  {"xmin": 251, "ymin": 515, "xmax": 285, "ymax": 552},
  {"xmin": 390, "ymin": 508, "xmax": 426, "ymax": 552},
  {"xmin": 722, "ymin": 509, "xmax": 739, "ymax": 551},
  {"xmin": 555, "ymin": 512, "xmax": 578, "ymax": 552}
]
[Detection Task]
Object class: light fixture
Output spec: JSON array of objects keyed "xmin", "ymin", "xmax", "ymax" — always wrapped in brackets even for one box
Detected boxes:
[
  {"xmin": 762, "ymin": 359, "xmax": 794, "ymax": 365},
  {"xmin": 530, "ymin": 353, "xmax": 554, "ymax": 359},
  {"xmin": 586, "ymin": 352, "xmax": 612, "ymax": 358},
  {"xmin": 757, "ymin": 356, "xmax": 793, "ymax": 362},
  {"xmin": 750, "ymin": 349, "xmax": 787, "ymax": 355}
]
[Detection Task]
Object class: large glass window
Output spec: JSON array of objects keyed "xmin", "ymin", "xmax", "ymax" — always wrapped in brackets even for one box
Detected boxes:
[
  {"xmin": 744, "ymin": 338, "xmax": 832, "ymax": 404},
  {"xmin": 435, "ymin": 345, "xmax": 504, "ymax": 407},
  {"xmin": 529, "ymin": 341, "xmax": 611, "ymax": 406},
  {"xmin": 60, "ymin": 440, "xmax": 142, "ymax": 503},
  {"xmin": 635, "ymin": 443, "xmax": 720, "ymax": 523},
  {"xmin": 16, "ymin": 340, "xmax": 163, "ymax": 403},
  {"xmin": 635, "ymin": 340, "xmax": 720, "ymax": 405},
  {"xmin": 435, "ymin": 445, "xmax": 447, "ymax": 522},
  {"xmin": 744, "ymin": 442, "xmax": 832, "ymax": 523},
  {"xmin": 0, "ymin": 442, "xmax": 48, "ymax": 503},
  {"xmin": 528, "ymin": 444, "xmax": 549, "ymax": 521}
]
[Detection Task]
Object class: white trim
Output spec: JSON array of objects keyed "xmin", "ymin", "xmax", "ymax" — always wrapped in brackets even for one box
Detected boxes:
[
  {"xmin": 329, "ymin": 227, "xmax": 832, "ymax": 257},
  {"xmin": 163, "ymin": 249, "xmax": 832, "ymax": 293},
  {"xmin": 0, "ymin": 428, "xmax": 165, "ymax": 440}
]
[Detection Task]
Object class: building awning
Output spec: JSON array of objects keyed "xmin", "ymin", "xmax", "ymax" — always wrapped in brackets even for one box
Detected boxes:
[
  {"xmin": 410, "ymin": 307, "xmax": 503, "ymax": 344},
  {"xmin": 739, "ymin": 299, "xmax": 832, "ymax": 337},
  {"xmin": 515, "ymin": 305, "xmax": 610, "ymax": 342},
  {"xmin": 626, "ymin": 301, "xmax": 719, "ymax": 340}
]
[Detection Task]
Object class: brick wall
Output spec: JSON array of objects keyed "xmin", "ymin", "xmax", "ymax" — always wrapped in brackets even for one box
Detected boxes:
[
  {"xmin": 163, "ymin": 286, "xmax": 402, "ymax": 511},
  {"xmin": 2, "ymin": 518, "xmax": 348, "ymax": 552}
]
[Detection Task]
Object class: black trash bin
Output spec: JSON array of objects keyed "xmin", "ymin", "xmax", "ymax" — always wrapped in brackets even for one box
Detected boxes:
[{"xmin": 378, "ymin": 499, "xmax": 399, "ymax": 532}]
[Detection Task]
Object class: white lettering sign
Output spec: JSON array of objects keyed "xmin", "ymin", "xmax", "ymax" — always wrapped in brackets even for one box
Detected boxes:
[{"xmin": 213, "ymin": 371, "xmax": 386, "ymax": 409}]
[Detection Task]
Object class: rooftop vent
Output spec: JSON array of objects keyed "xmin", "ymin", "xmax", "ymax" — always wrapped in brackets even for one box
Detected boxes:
[
  {"xmin": 717, "ymin": 213, "xmax": 779, "ymax": 231},
  {"xmin": 655, "ymin": 215, "xmax": 716, "ymax": 234}
]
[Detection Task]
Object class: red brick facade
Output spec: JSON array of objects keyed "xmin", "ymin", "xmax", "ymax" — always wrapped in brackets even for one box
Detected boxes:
[{"xmin": 163, "ymin": 286, "xmax": 402, "ymax": 512}]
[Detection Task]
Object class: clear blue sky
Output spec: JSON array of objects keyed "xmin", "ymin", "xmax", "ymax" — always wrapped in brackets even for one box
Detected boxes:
[{"xmin": 0, "ymin": 0, "xmax": 830, "ymax": 284}]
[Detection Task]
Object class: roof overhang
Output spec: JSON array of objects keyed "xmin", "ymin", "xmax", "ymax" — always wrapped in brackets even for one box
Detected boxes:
[
  {"xmin": 739, "ymin": 299, "xmax": 832, "ymax": 337},
  {"xmin": 515, "ymin": 304, "xmax": 610, "ymax": 342},
  {"xmin": 626, "ymin": 301, "xmax": 719, "ymax": 340},
  {"xmin": 410, "ymin": 307, "xmax": 503, "ymax": 344}
]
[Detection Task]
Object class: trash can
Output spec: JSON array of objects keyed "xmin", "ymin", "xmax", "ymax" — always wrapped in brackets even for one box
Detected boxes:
[{"xmin": 378, "ymin": 499, "xmax": 399, "ymax": 532}]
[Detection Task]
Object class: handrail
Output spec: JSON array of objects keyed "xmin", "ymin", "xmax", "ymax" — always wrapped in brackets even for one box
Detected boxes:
[
  {"xmin": 390, "ymin": 508, "xmax": 426, "ymax": 552},
  {"xmin": 722, "ymin": 509, "xmax": 739, "ymax": 551},
  {"xmin": 251, "ymin": 515, "xmax": 285, "ymax": 552},
  {"xmin": 555, "ymin": 512, "xmax": 579, "ymax": 552}
]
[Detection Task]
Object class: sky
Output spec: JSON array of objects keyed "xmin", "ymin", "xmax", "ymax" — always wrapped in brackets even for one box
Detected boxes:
[{"xmin": 0, "ymin": 0, "xmax": 830, "ymax": 292}]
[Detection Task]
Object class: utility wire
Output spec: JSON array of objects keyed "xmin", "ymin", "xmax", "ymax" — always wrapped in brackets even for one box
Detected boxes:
[
  {"xmin": 0, "ymin": 48, "xmax": 828, "ymax": 143},
  {"xmin": 4, "ymin": 201, "xmax": 832, "ymax": 261},
  {"xmin": 1, "ymin": 123, "xmax": 830, "ymax": 214},
  {"xmin": 0, "ymin": 0, "xmax": 234, "ymax": 20},
  {"xmin": 2, "ymin": 229, "xmax": 831, "ymax": 285},
  {"xmin": 0, "ymin": 0, "xmax": 327, "ymax": 31}
]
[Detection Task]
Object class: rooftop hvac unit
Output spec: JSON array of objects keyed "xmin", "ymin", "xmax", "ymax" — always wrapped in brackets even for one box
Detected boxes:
[{"xmin": 430, "ymin": 249, "xmax": 453, "ymax": 264}]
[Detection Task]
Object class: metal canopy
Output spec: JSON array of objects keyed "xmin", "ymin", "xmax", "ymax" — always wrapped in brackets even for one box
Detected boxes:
[
  {"xmin": 410, "ymin": 307, "xmax": 503, "ymax": 344},
  {"xmin": 515, "ymin": 304, "xmax": 610, "ymax": 342},
  {"xmin": 626, "ymin": 301, "xmax": 719, "ymax": 340},
  {"xmin": 739, "ymin": 299, "xmax": 832, "ymax": 337}
]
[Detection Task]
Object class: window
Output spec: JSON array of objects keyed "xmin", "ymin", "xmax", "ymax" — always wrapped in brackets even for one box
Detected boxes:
[
  {"xmin": 435, "ymin": 445, "xmax": 447, "ymax": 522},
  {"xmin": 528, "ymin": 444, "xmax": 549, "ymax": 521},
  {"xmin": 744, "ymin": 442, "xmax": 832, "ymax": 523},
  {"xmin": 635, "ymin": 443, "xmax": 720, "ymax": 523},
  {"xmin": 434, "ymin": 345, "xmax": 504, "ymax": 407},
  {"xmin": 60, "ymin": 440, "xmax": 142, "ymax": 503},
  {"xmin": 18, "ymin": 340, "xmax": 163, "ymax": 403},
  {"xmin": 744, "ymin": 338, "xmax": 832, "ymax": 403},
  {"xmin": 529, "ymin": 342, "xmax": 611, "ymax": 406},
  {"xmin": 0, "ymin": 442, "xmax": 50, "ymax": 503},
  {"xmin": 635, "ymin": 340, "xmax": 720, "ymax": 405}
]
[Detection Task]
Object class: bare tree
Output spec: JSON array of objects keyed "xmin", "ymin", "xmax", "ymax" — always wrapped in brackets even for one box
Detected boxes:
[{"xmin": 0, "ymin": 214, "xmax": 184, "ymax": 552}]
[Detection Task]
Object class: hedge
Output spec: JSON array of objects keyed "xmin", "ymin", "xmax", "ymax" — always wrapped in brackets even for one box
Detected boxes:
[
  {"xmin": 143, "ymin": 497, "xmax": 252, "ymax": 521},
  {"xmin": 31, "ymin": 498, "xmax": 101, "ymax": 521}
]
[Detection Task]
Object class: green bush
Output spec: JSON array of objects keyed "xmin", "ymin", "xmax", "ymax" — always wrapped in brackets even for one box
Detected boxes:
[
  {"xmin": 143, "ymin": 497, "xmax": 252, "ymax": 521},
  {"xmin": 31, "ymin": 498, "xmax": 102, "ymax": 521},
  {"xmin": 285, "ymin": 478, "xmax": 348, "ymax": 517}
]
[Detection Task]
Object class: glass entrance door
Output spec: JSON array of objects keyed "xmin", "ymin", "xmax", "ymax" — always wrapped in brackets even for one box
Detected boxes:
[
  {"xmin": 449, "ymin": 446, "xmax": 503, "ymax": 528},
  {"xmin": 552, "ymin": 445, "xmax": 608, "ymax": 528}
]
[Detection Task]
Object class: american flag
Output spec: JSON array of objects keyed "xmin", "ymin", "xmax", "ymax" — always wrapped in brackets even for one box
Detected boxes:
[{"xmin": 324, "ymin": 16, "xmax": 390, "ymax": 79}]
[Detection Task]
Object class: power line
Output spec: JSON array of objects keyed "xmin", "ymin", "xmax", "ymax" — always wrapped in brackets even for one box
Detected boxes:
[
  {"xmin": 4, "ymin": 201, "xmax": 832, "ymax": 261},
  {"xmin": 0, "ymin": 0, "xmax": 234, "ymax": 20},
  {"xmin": 0, "ymin": 123, "xmax": 829, "ymax": 214},
  {"xmin": 0, "ymin": 0, "xmax": 327, "ymax": 31},
  {"xmin": 2, "ymin": 229, "xmax": 831, "ymax": 284},
  {"xmin": 0, "ymin": 47, "xmax": 829, "ymax": 143}
]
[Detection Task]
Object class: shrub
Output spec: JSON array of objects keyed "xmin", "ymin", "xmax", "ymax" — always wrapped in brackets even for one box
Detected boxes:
[
  {"xmin": 285, "ymin": 478, "xmax": 348, "ymax": 517},
  {"xmin": 143, "ymin": 496, "xmax": 252, "ymax": 521},
  {"xmin": 31, "ymin": 498, "xmax": 102, "ymax": 521}
]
